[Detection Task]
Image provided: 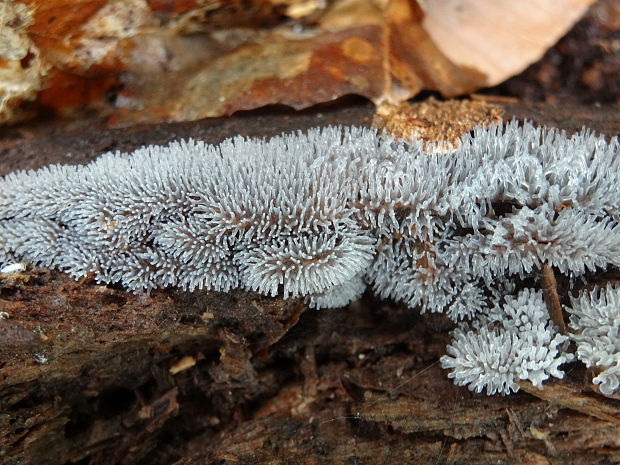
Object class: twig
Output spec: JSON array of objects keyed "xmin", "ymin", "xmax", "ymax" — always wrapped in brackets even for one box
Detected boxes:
[{"xmin": 541, "ymin": 263, "xmax": 567, "ymax": 334}]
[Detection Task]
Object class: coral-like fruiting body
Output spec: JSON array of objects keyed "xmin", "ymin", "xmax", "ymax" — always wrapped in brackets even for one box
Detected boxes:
[
  {"xmin": 566, "ymin": 285, "xmax": 620, "ymax": 396},
  {"xmin": 2, "ymin": 122, "xmax": 617, "ymax": 309},
  {"xmin": 441, "ymin": 289, "xmax": 573, "ymax": 395},
  {"xmin": 1, "ymin": 121, "xmax": 619, "ymax": 396}
]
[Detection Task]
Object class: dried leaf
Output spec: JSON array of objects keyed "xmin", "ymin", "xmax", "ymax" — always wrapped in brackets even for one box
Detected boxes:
[{"xmin": 1, "ymin": 0, "xmax": 594, "ymax": 125}]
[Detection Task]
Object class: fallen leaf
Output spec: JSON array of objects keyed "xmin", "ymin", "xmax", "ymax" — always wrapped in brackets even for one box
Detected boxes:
[{"xmin": 1, "ymin": 0, "xmax": 595, "ymax": 125}]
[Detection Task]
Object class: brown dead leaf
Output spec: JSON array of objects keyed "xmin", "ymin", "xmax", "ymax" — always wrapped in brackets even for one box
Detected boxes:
[
  {"xmin": 0, "ymin": 1, "xmax": 49, "ymax": 123},
  {"xmin": 1, "ymin": 0, "xmax": 594, "ymax": 125}
]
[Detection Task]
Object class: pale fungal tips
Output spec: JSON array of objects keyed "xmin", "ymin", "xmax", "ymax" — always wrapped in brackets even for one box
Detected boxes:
[
  {"xmin": 0, "ymin": 262, "xmax": 27, "ymax": 274},
  {"xmin": 0, "ymin": 121, "xmax": 619, "ymax": 396},
  {"xmin": 566, "ymin": 285, "xmax": 620, "ymax": 396},
  {"xmin": 440, "ymin": 289, "xmax": 573, "ymax": 395}
]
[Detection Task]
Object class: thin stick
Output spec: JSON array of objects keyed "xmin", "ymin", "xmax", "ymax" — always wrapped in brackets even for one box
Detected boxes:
[{"xmin": 541, "ymin": 263, "xmax": 567, "ymax": 334}]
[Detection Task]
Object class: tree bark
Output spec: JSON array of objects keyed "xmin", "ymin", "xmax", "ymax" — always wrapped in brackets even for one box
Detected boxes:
[{"xmin": 1, "ymin": 100, "xmax": 619, "ymax": 465}]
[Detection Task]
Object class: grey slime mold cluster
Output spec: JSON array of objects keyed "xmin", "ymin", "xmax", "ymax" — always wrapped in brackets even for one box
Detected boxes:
[{"xmin": 1, "ymin": 122, "xmax": 619, "ymax": 395}]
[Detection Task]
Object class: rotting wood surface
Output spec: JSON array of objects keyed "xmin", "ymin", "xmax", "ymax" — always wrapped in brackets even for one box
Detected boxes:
[{"xmin": 1, "ymin": 101, "xmax": 619, "ymax": 465}]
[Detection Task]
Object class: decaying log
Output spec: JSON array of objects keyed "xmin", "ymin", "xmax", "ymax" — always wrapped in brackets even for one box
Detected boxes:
[{"xmin": 1, "ymin": 100, "xmax": 619, "ymax": 465}]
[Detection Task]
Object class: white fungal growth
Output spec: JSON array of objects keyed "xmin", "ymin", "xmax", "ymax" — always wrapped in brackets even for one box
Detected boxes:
[
  {"xmin": 441, "ymin": 289, "xmax": 573, "ymax": 395},
  {"xmin": 236, "ymin": 232, "xmax": 374, "ymax": 298},
  {"xmin": 306, "ymin": 272, "xmax": 367, "ymax": 309},
  {"xmin": 1, "ymin": 121, "xmax": 619, "ymax": 396},
  {"xmin": 566, "ymin": 285, "xmax": 620, "ymax": 396},
  {"xmin": 0, "ymin": 262, "xmax": 26, "ymax": 274}
]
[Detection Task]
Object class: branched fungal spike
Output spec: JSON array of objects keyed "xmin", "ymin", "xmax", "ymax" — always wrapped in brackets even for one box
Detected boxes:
[
  {"xmin": 235, "ymin": 232, "xmax": 374, "ymax": 298},
  {"xmin": 306, "ymin": 272, "xmax": 367, "ymax": 309},
  {"xmin": 566, "ymin": 285, "xmax": 620, "ymax": 396},
  {"xmin": 441, "ymin": 289, "xmax": 573, "ymax": 395},
  {"xmin": 1, "ymin": 121, "xmax": 619, "ymax": 396}
]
